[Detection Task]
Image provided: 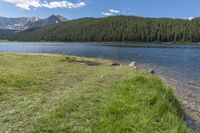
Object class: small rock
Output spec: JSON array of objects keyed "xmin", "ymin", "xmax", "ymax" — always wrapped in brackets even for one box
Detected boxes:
[
  {"xmin": 187, "ymin": 118, "xmax": 193, "ymax": 125},
  {"xmin": 149, "ymin": 69, "xmax": 155, "ymax": 74},
  {"xmin": 111, "ymin": 62, "xmax": 120, "ymax": 66},
  {"xmin": 129, "ymin": 61, "xmax": 137, "ymax": 68}
]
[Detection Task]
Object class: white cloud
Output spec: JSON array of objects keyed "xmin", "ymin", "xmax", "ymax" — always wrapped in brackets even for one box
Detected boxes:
[
  {"xmin": 188, "ymin": 17, "xmax": 194, "ymax": 20},
  {"xmin": 4, "ymin": 0, "xmax": 41, "ymax": 10},
  {"xmin": 42, "ymin": 1, "xmax": 85, "ymax": 9},
  {"xmin": 109, "ymin": 9, "xmax": 120, "ymax": 13},
  {"xmin": 101, "ymin": 12, "xmax": 113, "ymax": 16},
  {"xmin": 102, "ymin": 9, "xmax": 120, "ymax": 17},
  {"xmin": 3, "ymin": 0, "xmax": 86, "ymax": 10}
]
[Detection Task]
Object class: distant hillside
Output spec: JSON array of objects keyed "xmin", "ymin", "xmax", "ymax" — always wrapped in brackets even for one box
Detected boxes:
[
  {"xmin": 0, "ymin": 15, "xmax": 67, "ymax": 30},
  {"xmin": 23, "ymin": 15, "xmax": 67, "ymax": 30},
  {"xmin": 0, "ymin": 29, "xmax": 18, "ymax": 36},
  {"xmin": 0, "ymin": 17, "xmax": 39, "ymax": 30},
  {"xmin": 2, "ymin": 16, "xmax": 200, "ymax": 43}
]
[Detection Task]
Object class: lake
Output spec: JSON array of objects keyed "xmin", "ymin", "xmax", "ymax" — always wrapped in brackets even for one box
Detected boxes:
[{"xmin": 0, "ymin": 42, "xmax": 200, "ymax": 128}]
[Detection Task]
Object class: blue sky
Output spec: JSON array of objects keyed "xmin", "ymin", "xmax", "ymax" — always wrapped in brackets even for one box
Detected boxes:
[{"xmin": 0, "ymin": 0, "xmax": 200, "ymax": 19}]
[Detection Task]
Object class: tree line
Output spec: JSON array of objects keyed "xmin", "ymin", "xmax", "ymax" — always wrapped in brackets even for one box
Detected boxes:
[{"xmin": 2, "ymin": 16, "xmax": 200, "ymax": 43}]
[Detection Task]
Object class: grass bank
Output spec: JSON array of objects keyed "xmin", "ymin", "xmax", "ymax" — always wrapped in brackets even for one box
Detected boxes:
[
  {"xmin": 0, "ymin": 40, "xmax": 11, "ymax": 42},
  {"xmin": 0, "ymin": 53, "xmax": 190, "ymax": 132}
]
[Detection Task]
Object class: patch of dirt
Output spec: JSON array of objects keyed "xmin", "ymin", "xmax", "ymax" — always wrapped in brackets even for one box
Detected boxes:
[
  {"xmin": 64, "ymin": 57, "xmax": 102, "ymax": 66},
  {"xmin": 111, "ymin": 62, "xmax": 121, "ymax": 66}
]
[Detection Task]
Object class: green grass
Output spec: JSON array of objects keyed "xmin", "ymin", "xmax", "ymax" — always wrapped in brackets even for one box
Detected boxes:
[
  {"xmin": 0, "ymin": 40, "xmax": 12, "ymax": 42},
  {"xmin": 0, "ymin": 53, "xmax": 190, "ymax": 133}
]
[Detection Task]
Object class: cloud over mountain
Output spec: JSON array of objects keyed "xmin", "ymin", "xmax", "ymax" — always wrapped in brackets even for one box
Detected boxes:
[
  {"xmin": 102, "ymin": 9, "xmax": 120, "ymax": 16},
  {"xmin": 109, "ymin": 9, "xmax": 120, "ymax": 13},
  {"xmin": 3, "ymin": 0, "xmax": 86, "ymax": 10}
]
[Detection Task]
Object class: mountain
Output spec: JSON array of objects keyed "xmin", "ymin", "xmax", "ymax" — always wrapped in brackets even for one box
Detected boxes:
[
  {"xmin": 0, "ymin": 17, "xmax": 40, "ymax": 30},
  {"xmin": 0, "ymin": 29, "xmax": 18, "ymax": 36},
  {"xmin": 23, "ymin": 15, "xmax": 68, "ymax": 30},
  {"xmin": 0, "ymin": 15, "xmax": 67, "ymax": 30},
  {"xmin": 2, "ymin": 16, "xmax": 200, "ymax": 43}
]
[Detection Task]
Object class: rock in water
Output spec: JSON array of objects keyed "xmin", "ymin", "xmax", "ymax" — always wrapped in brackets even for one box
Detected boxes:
[{"xmin": 129, "ymin": 61, "xmax": 137, "ymax": 68}]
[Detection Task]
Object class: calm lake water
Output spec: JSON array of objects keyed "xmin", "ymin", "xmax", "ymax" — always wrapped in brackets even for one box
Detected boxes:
[{"xmin": 0, "ymin": 42, "xmax": 200, "ymax": 129}]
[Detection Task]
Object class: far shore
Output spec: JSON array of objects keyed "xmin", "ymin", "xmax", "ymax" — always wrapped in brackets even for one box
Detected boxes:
[{"xmin": 1, "ymin": 40, "xmax": 200, "ymax": 45}]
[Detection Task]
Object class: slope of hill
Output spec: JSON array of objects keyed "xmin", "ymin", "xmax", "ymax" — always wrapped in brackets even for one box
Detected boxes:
[
  {"xmin": 0, "ymin": 17, "xmax": 39, "ymax": 30},
  {"xmin": 23, "ymin": 15, "xmax": 67, "ymax": 30},
  {"xmin": 2, "ymin": 16, "xmax": 200, "ymax": 43},
  {"xmin": 0, "ymin": 15, "xmax": 67, "ymax": 31},
  {"xmin": 0, "ymin": 29, "xmax": 19, "ymax": 37}
]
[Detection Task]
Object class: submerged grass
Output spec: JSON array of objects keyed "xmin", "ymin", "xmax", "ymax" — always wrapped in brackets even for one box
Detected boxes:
[{"xmin": 0, "ymin": 53, "xmax": 190, "ymax": 133}]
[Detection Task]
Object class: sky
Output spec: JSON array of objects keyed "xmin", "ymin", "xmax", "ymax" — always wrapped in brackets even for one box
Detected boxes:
[{"xmin": 0, "ymin": 0, "xmax": 200, "ymax": 20}]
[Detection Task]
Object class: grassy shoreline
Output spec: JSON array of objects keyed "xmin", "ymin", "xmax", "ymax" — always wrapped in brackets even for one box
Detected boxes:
[{"xmin": 0, "ymin": 53, "xmax": 190, "ymax": 132}]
